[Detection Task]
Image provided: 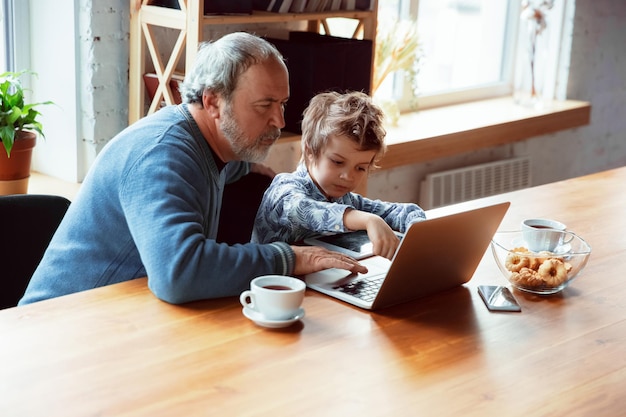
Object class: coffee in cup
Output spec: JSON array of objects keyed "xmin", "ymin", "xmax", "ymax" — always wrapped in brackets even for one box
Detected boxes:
[
  {"xmin": 240, "ymin": 275, "xmax": 305, "ymax": 321},
  {"xmin": 521, "ymin": 218, "xmax": 568, "ymax": 252}
]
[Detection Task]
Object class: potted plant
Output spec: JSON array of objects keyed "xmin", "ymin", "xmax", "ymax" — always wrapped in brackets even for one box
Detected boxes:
[{"xmin": 0, "ymin": 71, "xmax": 52, "ymax": 195}]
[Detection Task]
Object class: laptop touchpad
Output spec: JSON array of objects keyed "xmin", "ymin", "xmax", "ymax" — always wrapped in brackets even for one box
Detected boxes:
[{"xmin": 306, "ymin": 256, "xmax": 391, "ymax": 286}]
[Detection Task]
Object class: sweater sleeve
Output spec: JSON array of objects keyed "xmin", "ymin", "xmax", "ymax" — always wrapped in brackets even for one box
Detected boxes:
[
  {"xmin": 348, "ymin": 193, "xmax": 427, "ymax": 233},
  {"xmin": 119, "ymin": 142, "xmax": 294, "ymax": 304}
]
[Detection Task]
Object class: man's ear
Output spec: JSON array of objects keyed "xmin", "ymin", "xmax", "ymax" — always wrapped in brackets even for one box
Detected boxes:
[{"xmin": 202, "ymin": 90, "xmax": 221, "ymax": 118}]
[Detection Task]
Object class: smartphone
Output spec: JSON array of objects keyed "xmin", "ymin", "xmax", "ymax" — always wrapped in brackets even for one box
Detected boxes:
[{"xmin": 478, "ymin": 285, "xmax": 522, "ymax": 312}]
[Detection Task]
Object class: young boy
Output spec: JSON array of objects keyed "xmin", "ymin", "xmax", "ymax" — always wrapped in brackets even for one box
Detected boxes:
[{"xmin": 251, "ymin": 91, "xmax": 426, "ymax": 260}]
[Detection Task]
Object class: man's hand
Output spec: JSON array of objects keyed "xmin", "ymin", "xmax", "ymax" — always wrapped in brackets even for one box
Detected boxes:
[{"xmin": 291, "ymin": 246, "xmax": 368, "ymax": 276}]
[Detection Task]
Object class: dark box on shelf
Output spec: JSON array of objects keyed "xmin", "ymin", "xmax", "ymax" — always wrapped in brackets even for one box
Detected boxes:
[
  {"xmin": 149, "ymin": 0, "xmax": 180, "ymax": 8},
  {"xmin": 267, "ymin": 32, "xmax": 373, "ymax": 134},
  {"xmin": 204, "ymin": 0, "xmax": 253, "ymax": 15}
]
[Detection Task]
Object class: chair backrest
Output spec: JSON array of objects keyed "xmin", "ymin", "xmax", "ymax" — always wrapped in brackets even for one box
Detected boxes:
[
  {"xmin": 0, "ymin": 194, "xmax": 70, "ymax": 309},
  {"xmin": 217, "ymin": 173, "xmax": 272, "ymax": 245}
]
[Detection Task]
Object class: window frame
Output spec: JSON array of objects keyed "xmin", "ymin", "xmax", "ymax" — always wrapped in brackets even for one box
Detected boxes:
[
  {"xmin": 1, "ymin": 0, "xmax": 30, "ymax": 73},
  {"xmin": 380, "ymin": 0, "xmax": 568, "ymax": 112}
]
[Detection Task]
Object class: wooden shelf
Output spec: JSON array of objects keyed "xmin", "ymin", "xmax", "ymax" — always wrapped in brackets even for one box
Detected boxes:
[
  {"xmin": 137, "ymin": 6, "xmax": 376, "ymax": 26},
  {"xmin": 129, "ymin": 0, "xmax": 378, "ymax": 124},
  {"xmin": 200, "ymin": 10, "xmax": 376, "ymax": 26}
]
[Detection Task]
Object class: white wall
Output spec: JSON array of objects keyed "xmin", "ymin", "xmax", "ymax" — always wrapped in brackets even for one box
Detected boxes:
[
  {"xmin": 27, "ymin": 0, "xmax": 626, "ymax": 202},
  {"xmin": 29, "ymin": 0, "xmax": 128, "ymax": 182},
  {"xmin": 28, "ymin": 0, "xmax": 80, "ymax": 182}
]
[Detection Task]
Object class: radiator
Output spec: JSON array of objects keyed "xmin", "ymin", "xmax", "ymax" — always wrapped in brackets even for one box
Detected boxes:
[{"xmin": 419, "ymin": 157, "xmax": 531, "ymax": 209}]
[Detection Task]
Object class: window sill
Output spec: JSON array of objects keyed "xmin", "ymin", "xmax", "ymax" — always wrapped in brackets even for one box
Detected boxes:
[
  {"xmin": 28, "ymin": 172, "xmax": 81, "ymax": 201},
  {"xmin": 378, "ymin": 97, "xmax": 591, "ymax": 169}
]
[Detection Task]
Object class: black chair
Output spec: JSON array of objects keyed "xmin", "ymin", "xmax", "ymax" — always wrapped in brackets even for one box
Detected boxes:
[
  {"xmin": 0, "ymin": 194, "xmax": 70, "ymax": 309},
  {"xmin": 217, "ymin": 173, "xmax": 272, "ymax": 245}
]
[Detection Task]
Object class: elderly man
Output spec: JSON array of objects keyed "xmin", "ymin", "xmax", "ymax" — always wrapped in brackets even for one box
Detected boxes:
[{"xmin": 20, "ymin": 32, "xmax": 365, "ymax": 305}]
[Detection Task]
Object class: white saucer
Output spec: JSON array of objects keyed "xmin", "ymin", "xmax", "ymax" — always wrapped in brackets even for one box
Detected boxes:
[
  {"xmin": 242, "ymin": 307, "xmax": 305, "ymax": 328},
  {"xmin": 511, "ymin": 237, "xmax": 571, "ymax": 255}
]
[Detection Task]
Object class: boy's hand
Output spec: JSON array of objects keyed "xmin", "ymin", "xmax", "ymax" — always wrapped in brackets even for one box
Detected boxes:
[
  {"xmin": 365, "ymin": 217, "xmax": 401, "ymax": 260},
  {"xmin": 344, "ymin": 209, "xmax": 400, "ymax": 260}
]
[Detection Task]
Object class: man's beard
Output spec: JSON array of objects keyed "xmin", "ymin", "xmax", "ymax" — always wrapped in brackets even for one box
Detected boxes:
[{"xmin": 221, "ymin": 105, "xmax": 281, "ymax": 163}]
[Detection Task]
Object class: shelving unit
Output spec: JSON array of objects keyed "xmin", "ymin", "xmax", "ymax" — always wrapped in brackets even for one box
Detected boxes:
[{"xmin": 129, "ymin": 0, "xmax": 379, "ymax": 124}]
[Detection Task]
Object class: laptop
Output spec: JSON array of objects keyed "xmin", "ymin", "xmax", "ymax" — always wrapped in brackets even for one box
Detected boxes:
[
  {"xmin": 304, "ymin": 230, "xmax": 404, "ymax": 260},
  {"xmin": 304, "ymin": 202, "xmax": 510, "ymax": 310}
]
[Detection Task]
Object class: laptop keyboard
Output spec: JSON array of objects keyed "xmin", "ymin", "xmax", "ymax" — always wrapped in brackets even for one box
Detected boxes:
[{"xmin": 333, "ymin": 276, "xmax": 385, "ymax": 302}]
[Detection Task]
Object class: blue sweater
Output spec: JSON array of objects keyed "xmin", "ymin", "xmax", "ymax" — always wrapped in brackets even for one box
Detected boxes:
[{"xmin": 20, "ymin": 104, "xmax": 294, "ymax": 305}]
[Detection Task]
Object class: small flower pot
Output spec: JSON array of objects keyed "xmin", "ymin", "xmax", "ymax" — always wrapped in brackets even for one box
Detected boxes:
[{"xmin": 0, "ymin": 131, "xmax": 37, "ymax": 195}]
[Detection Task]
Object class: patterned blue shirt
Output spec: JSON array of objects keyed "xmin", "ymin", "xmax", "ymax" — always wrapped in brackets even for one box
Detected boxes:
[{"xmin": 251, "ymin": 163, "xmax": 427, "ymax": 244}]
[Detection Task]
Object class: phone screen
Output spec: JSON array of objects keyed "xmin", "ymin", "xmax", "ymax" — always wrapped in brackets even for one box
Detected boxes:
[{"xmin": 478, "ymin": 285, "xmax": 521, "ymax": 312}]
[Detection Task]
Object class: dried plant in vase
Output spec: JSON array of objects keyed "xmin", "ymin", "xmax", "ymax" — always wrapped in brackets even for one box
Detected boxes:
[
  {"xmin": 372, "ymin": 18, "xmax": 422, "ymax": 125},
  {"xmin": 519, "ymin": 0, "xmax": 554, "ymax": 103}
]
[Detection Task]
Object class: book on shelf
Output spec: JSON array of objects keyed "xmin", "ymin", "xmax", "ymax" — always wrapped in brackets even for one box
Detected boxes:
[
  {"xmin": 204, "ymin": 0, "xmax": 253, "ymax": 15},
  {"xmin": 252, "ymin": 0, "xmax": 273, "ymax": 11},
  {"xmin": 304, "ymin": 0, "xmax": 320, "ymax": 12},
  {"xmin": 318, "ymin": 0, "xmax": 331, "ymax": 11},
  {"xmin": 289, "ymin": 0, "xmax": 307, "ymax": 12},
  {"xmin": 148, "ymin": 0, "xmax": 180, "ymax": 9},
  {"xmin": 340, "ymin": 0, "xmax": 355, "ymax": 10},
  {"xmin": 354, "ymin": 0, "xmax": 372, "ymax": 10},
  {"xmin": 270, "ymin": 0, "xmax": 282, "ymax": 12},
  {"xmin": 271, "ymin": 0, "xmax": 293, "ymax": 13},
  {"xmin": 340, "ymin": 0, "xmax": 372, "ymax": 11}
]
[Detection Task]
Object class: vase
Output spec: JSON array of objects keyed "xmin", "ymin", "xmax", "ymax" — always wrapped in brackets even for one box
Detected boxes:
[
  {"xmin": 0, "ymin": 131, "xmax": 37, "ymax": 195},
  {"xmin": 513, "ymin": 15, "xmax": 551, "ymax": 109}
]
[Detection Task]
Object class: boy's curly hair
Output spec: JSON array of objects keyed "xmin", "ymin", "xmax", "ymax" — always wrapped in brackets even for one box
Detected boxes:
[{"xmin": 300, "ymin": 91, "xmax": 387, "ymax": 168}]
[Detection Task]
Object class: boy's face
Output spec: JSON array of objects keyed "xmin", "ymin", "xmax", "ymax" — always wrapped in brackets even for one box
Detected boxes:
[{"xmin": 307, "ymin": 135, "xmax": 377, "ymax": 199}]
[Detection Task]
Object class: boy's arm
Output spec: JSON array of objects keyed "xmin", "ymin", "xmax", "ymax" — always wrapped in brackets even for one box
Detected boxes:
[
  {"xmin": 253, "ymin": 174, "xmax": 350, "ymax": 243},
  {"xmin": 343, "ymin": 208, "xmax": 401, "ymax": 260},
  {"xmin": 349, "ymin": 193, "xmax": 426, "ymax": 233}
]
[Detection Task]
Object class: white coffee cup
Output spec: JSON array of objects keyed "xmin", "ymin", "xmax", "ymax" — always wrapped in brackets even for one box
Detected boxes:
[
  {"xmin": 240, "ymin": 275, "xmax": 305, "ymax": 321},
  {"xmin": 521, "ymin": 218, "xmax": 568, "ymax": 252}
]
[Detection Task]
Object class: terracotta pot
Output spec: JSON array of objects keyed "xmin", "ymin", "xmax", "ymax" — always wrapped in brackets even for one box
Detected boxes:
[{"xmin": 0, "ymin": 131, "xmax": 37, "ymax": 195}]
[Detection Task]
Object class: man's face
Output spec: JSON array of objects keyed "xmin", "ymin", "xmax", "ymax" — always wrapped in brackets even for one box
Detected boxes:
[{"xmin": 219, "ymin": 59, "xmax": 289, "ymax": 163}]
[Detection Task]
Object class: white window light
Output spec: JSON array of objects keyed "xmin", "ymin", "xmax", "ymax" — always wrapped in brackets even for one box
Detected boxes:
[{"xmin": 375, "ymin": 0, "xmax": 570, "ymax": 111}]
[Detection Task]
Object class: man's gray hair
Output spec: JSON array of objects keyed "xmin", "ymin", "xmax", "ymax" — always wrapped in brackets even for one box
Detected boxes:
[{"xmin": 180, "ymin": 32, "xmax": 285, "ymax": 105}]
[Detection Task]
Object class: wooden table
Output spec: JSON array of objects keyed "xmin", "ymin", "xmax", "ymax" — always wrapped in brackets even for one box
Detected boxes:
[{"xmin": 2, "ymin": 167, "xmax": 625, "ymax": 417}]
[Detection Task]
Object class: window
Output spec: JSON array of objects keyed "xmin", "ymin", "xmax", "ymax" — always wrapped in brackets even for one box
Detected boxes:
[
  {"xmin": 1, "ymin": 0, "xmax": 10, "ymax": 71},
  {"xmin": 1, "ymin": 0, "xmax": 30, "ymax": 73},
  {"xmin": 331, "ymin": 0, "xmax": 567, "ymax": 113},
  {"xmin": 376, "ymin": 0, "xmax": 519, "ymax": 110}
]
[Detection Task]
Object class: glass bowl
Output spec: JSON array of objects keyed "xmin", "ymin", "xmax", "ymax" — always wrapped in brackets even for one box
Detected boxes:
[{"xmin": 491, "ymin": 230, "xmax": 592, "ymax": 295}]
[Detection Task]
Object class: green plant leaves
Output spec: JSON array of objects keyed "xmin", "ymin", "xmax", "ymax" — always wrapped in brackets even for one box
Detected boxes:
[{"xmin": 0, "ymin": 71, "xmax": 52, "ymax": 157}]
